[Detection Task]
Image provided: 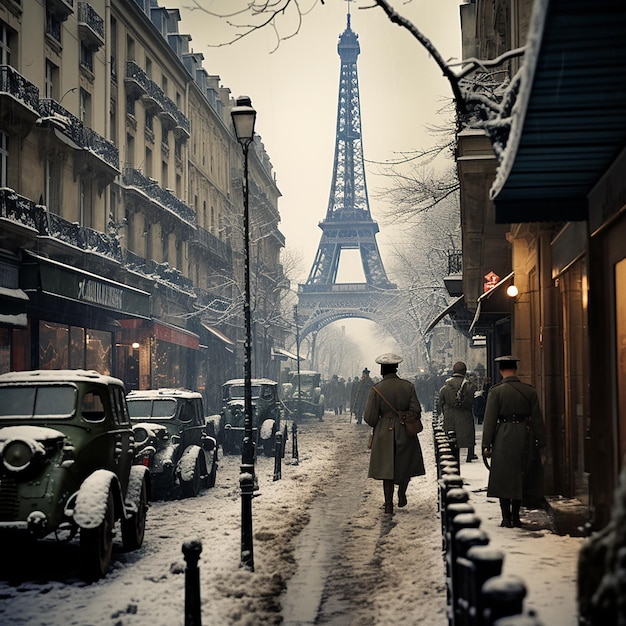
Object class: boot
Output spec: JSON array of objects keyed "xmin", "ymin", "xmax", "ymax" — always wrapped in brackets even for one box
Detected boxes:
[
  {"xmin": 383, "ymin": 479, "xmax": 394, "ymax": 515},
  {"xmin": 499, "ymin": 498, "xmax": 513, "ymax": 527},
  {"xmin": 466, "ymin": 447, "xmax": 478, "ymax": 462},
  {"xmin": 511, "ymin": 499, "xmax": 522, "ymax": 527},
  {"xmin": 398, "ymin": 480, "xmax": 409, "ymax": 508}
]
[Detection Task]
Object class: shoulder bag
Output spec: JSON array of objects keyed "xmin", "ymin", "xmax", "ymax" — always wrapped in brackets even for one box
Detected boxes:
[{"xmin": 372, "ymin": 386, "xmax": 423, "ymax": 437}]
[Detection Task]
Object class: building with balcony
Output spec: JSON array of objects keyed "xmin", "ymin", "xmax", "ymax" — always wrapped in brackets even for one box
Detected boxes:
[{"xmin": 0, "ymin": 0, "xmax": 286, "ymax": 412}]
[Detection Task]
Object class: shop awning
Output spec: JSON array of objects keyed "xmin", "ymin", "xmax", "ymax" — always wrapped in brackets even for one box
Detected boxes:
[
  {"xmin": 491, "ymin": 0, "xmax": 626, "ymax": 224},
  {"xmin": 469, "ymin": 272, "xmax": 514, "ymax": 335},
  {"xmin": 425, "ymin": 296, "xmax": 466, "ymax": 334},
  {"xmin": 201, "ymin": 322, "xmax": 234, "ymax": 346},
  {"xmin": 271, "ymin": 347, "xmax": 301, "ymax": 361}
]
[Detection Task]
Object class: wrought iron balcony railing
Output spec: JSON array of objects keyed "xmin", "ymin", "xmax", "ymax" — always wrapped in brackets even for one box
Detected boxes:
[
  {"xmin": 38, "ymin": 99, "xmax": 119, "ymax": 171},
  {"xmin": 190, "ymin": 226, "xmax": 232, "ymax": 262},
  {"xmin": 448, "ymin": 250, "xmax": 463, "ymax": 275},
  {"xmin": 0, "ymin": 65, "xmax": 39, "ymax": 114},
  {"xmin": 125, "ymin": 61, "xmax": 190, "ymax": 136},
  {"xmin": 122, "ymin": 168, "xmax": 196, "ymax": 226},
  {"xmin": 78, "ymin": 2, "xmax": 105, "ymax": 48}
]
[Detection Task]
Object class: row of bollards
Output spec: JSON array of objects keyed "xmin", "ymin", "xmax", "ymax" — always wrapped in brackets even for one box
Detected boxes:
[
  {"xmin": 182, "ymin": 418, "xmax": 301, "ymax": 623},
  {"xmin": 434, "ymin": 424, "xmax": 545, "ymax": 626}
]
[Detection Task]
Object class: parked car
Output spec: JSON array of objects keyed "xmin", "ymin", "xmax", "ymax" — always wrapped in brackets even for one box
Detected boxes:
[
  {"xmin": 0, "ymin": 369, "xmax": 149, "ymax": 580},
  {"xmin": 281, "ymin": 370, "xmax": 325, "ymax": 420},
  {"xmin": 127, "ymin": 388, "xmax": 218, "ymax": 500},
  {"xmin": 219, "ymin": 378, "xmax": 285, "ymax": 456}
]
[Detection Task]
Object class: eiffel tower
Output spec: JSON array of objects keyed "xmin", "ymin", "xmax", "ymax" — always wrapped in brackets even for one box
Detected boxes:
[{"xmin": 297, "ymin": 12, "xmax": 397, "ymax": 342}]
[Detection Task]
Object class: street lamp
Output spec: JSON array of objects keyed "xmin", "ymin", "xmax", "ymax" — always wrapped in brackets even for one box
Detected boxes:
[
  {"xmin": 293, "ymin": 305, "xmax": 302, "ymax": 422},
  {"xmin": 231, "ymin": 95, "xmax": 257, "ymax": 572}
]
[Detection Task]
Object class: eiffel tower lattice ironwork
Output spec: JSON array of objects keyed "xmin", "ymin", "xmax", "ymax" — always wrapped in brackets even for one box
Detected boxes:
[{"xmin": 297, "ymin": 13, "xmax": 398, "ymax": 340}]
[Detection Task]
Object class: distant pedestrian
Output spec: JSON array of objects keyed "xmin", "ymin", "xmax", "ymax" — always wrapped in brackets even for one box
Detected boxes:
[
  {"xmin": 482, "ymin": 355, "xmax": 547, "ymax": 528},
  {"xmin": 364, "ymin": 353, "xmax": 425, "ymax": 516},
  {"xmin": 473, "ymin": 376, "xmax": 491, "ymax": 425},
  {"xmin": 352, "ymin": 368, "xmax": 373, "ymax": 424},
  {"xmin": 438, "ymin": 361, "xmax": 478, "ymax": 462}
]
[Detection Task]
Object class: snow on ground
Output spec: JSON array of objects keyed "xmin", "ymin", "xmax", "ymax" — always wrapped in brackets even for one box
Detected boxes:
[{"xmin": 0, "ymin": 412, "xmax": 581, "ymax": 625}]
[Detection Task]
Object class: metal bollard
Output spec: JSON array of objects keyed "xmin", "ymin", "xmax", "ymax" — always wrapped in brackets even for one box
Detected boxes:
[
  {"xmin": 443, "ymin": 503, "xmax": 475, "ymax": 549},
  {"xmin": 467, "ymin": 546, "xmax": 505, "ymax": 626},
  {"xmin": 182, "ymin": 540, "xmax": 203, "ymax": 626},
  {"xmin": 481, "ymin": 575, "xmax": 527, "ymax": 625},
  {"xmin": 291, "ymin": 421, "xmax": 299, "ymax": 464},
  {"xmin": 273, "ymin": 431, "xmax": 283, "ymax": 481}
]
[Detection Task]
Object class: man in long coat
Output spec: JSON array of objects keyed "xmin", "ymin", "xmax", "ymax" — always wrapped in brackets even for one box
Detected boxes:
[
  {"xmin": 352, "ymin": 367, "xmax": 373, "ymax": 424},
  {"xmin": 482, "ymin": 355, "xmax": 547, "ymax": 527},
  {"xmin": 438, "ymin": 361, "xmax": 477, "ymax": 462},
  {"xmin": 364, "ymin": 353, "xmax": 425, "ymax": 515}
]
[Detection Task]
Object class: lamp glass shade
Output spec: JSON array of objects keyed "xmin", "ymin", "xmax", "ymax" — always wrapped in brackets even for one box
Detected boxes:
[
  {"xmin": 506, "ymin": 284, "xmax": 519, "ymax": 298},
  {"xmin": 231, "ymin": 97, "xmax": 256, "ymax": 143}
]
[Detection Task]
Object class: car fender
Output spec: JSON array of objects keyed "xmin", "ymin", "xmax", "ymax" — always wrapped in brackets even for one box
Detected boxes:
[
  {"xmin": 177, "ymin": 445, "xmax": 203, "ymax": 482},
  {"xmin": 259, "ymin": 418, "xmax": 275, "ymax": 441},
  {"xmin": 126, "ymin": 465, "xmax": 150, "ymax": 514},
  {"xmin": 73, "ymin": 469, "xmax": 121, "ymax": 529}
]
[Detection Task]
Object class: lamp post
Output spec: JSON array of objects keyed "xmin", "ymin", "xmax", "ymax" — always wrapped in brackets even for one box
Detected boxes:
[
  {"xmin": 293, "ymin": 305, "xmax": 302, "ymax": 422},
  {"xmin": 231, "ymin": 95, "xmax": 257, "ymax": 572}
]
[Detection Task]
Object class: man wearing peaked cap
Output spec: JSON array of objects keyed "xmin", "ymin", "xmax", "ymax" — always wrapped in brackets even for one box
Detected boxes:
[
  {"xmin": 363, "ymin": 351, "xmax": 425, "ymax": 516},
  {"xmin": 375, "ymin": 353, "xmax": 403, "ymax": 365},
  {"xmin": 482, "ymin": 355, "xmax": 547, "ymax": 528}
]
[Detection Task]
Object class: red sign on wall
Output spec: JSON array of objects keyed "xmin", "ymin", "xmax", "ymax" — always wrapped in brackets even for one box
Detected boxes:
[{"xmin": 484, "ymin": 271, "xmax": 500, "ymax": 293}]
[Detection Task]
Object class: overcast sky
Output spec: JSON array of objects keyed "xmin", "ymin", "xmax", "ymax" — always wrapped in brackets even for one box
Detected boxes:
[{"xmin": 177, "ymin": 0, "xmax": 463, "ymax": 369}]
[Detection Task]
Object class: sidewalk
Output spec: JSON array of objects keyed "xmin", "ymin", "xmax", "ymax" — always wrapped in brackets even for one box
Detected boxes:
[{"xmin": 456, "ymin": 427, "xmax": 584, "ymax": 625}]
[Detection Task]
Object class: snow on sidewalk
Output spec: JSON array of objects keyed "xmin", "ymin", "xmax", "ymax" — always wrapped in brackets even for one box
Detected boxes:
[{"xmin": 458, "ymin": 439, "xmax": 583, "ymax": 625}]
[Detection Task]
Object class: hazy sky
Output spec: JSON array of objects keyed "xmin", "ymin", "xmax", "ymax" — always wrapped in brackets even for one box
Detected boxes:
[{"xmin": 176, "ymin": 0, "xmax": 463, "ymax": 371}]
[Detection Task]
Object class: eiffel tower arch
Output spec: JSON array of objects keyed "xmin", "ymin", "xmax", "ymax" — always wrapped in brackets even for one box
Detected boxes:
[{"xmin": 297, "ymin": 12, "xmax": 399, "ymax": 352}]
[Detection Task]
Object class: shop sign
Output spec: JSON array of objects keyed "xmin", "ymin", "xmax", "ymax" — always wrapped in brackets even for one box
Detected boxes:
[{"xmin": 484, "ymin": 271, "xmax": 500, "ymax": 293}]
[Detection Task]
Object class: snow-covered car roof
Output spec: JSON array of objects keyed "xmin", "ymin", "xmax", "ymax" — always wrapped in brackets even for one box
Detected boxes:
[
  {"xmin": 126, "ymin": 388, "xmax": 202, "ymax": 400},
  {"xmin": 223, "ymin": 378, "xmax": 278, "ymax": 386},
  {"xmin": 0, "ymin": 369, "xmax": 124, "ymax": 387}
]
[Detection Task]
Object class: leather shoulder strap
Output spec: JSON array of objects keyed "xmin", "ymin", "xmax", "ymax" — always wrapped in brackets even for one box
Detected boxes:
[{"xmin": 372, "ymin": 386, "xmax": 397, "ymax": 414}]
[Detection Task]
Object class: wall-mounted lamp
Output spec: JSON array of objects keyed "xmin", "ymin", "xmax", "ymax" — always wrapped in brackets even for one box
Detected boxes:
[
  {"xmin": 506, "ymin": 284, "xmax": 519, "ymax": 299},
  {"xmin": 132, "ymin": 342, "xmax": 140, "ymax": 349}
]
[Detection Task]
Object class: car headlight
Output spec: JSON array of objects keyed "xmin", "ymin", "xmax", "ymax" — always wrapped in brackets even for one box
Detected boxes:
[
  {"xmin": 133, "ymin": 426, "xmax": 151, "ymax": 447},
  {"xmin": 2, "ymin": 439, "xmax": 36, "ymax": 472}
]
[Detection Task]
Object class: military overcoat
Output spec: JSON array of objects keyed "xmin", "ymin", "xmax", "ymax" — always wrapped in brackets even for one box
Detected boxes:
[
  {"xmin": 364, "ymin": 373, "xmax": 425, "ymax": 483},
  {"xmin": 438, "ymin": 374, "xmax": 476, "ymax": 448},
  {"xmin": 481, "ymin": 375, "xmax": 547, "ymax": 500}
]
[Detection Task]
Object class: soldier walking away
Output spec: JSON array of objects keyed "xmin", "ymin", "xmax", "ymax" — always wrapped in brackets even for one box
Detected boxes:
[
  {"xmin": 352, "ymin": 368, "xmax": 373, "ymax": 424},
  {"xmin": 481, "ymin": 355, "xmax": 547, "ymax": 528},
  {"xmin": 438, "ymin": 361, "xmax": 478, "ymax": 462},
  {"xmin": 364, "ymin": 353, "xmax": 425, "ymax": 516}
]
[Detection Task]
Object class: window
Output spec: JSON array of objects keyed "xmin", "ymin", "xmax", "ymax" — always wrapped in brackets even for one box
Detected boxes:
[
  {"xmin": 45, "ymin": 5, "xmax": 62, "ymax": 43},
  {"xmin": 126, "ymin": 133, "xmax": 135, "ymax": 168},
  {"xmin": 110, "ymin": 17, "xmax": 118, "ymax": 82},
  {"xmin": 145, "ymin": 111, "xmax": 153, "ymax": 132},
  {"xmin": 80, "ymin": 42, "xmax": 93, "ymax": 73},
  {"xmin": 162, "ymin": 160, "xmax": 168, "ymax": 188},
  {"xmin": 0, "ymin": 131, "xmax": 8, "ymax": 187},
  {"xmin": 0, "ymin": 20, "xmax": 13, "ymax": 66},
  {"xmin": 45, "ymin": 60, "xmax": 59, "ymax": 99},
  {"xmin": 144, "ymin": 147, "xmax": 152, "ymax": 177},
  {"xmin": 126, "ymin": 35, "xmax": 135, "ymax": 61},
  {"xmin": 79, "ymin": 88, "xmax": 92, "ymax": 126},
  {"xmin": 145, "ymin": 57, "xmax": 152, "ymax": 79},
  {"xmin": 79, "ymin": 178, "xmax": 93, "ymax": 228},
  {"xmin": 126, "ymin": 93, "xmax": 135, "ymax": 117},
  {"xmin": 44, "ymin": 156, "xmax": 61, "ymax": 214}
]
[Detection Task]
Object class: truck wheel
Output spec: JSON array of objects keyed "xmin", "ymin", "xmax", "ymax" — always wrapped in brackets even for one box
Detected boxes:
[
  {"xmin": 80, "ymin": 490, "xmax": 115, "ymax": 581},
  {"xmin": 121, "ymin": 476, "xmax": 148, "ymax": 551},
  {"xmin": 206, "ymin": 454, "xmax": 217, "ymax": 488}
]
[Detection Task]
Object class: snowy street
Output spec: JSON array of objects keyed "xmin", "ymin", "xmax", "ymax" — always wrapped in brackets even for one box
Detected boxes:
[{"xmin": 0, "ymin": 413, "xmax": 581, "ymax": 625}]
